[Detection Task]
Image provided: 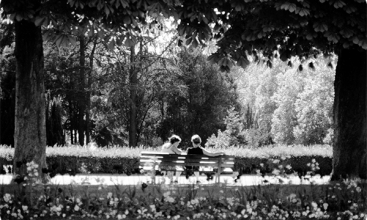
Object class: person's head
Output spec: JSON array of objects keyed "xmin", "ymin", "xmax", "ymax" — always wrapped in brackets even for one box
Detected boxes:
[
  {"xmin": 191, "ymin": 134, "xmax": 202, "ymax": 146},
  {"xmin": 169, "ymin": 135, "xmax": 181, "ymax": 146}
]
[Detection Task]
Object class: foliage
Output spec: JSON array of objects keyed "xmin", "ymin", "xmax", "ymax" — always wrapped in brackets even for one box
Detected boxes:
[
  {"xmin": 230, "ymin": 57, "xmax": 335, "ymax": 146},
  {"xmin": 206, "ymin": 107, "xmax": 248, "ymax": 148},
  {"xmin": 0, "ymin": 174, "xmax": 366, "ymax": 219},
  {"xmin": 0, "ymin": 145, "xmax": 333, "ymax": 175},
  {"xmin": 176, "ymin": 0, "xmax": 366, "ymax": 70},
  {"xmin": 157, "ymin": 48, "xmax": 240, "ymax": 146},
  {"xmin": 0, "ymin": 44, "xmax": 15, "ymax": 146},
  {"xmin": 293, "ymin": 59, "xmax": 335, "ymax": 145},
  {"xmin": 271, "ymin": 64, "xmax": 303, "ymax": 144},
  {"xmin": 0, "ymin": 144, "xmax": 332, "ymax": 159},
  {"xmin": 46, "ymin": 95, "xmax": 65, "ymax": 146}
]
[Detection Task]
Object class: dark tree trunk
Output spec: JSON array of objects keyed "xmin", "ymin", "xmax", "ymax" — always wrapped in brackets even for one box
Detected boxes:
[
  {"xmin": 129, "ymin": 46, "xmax": 137, "ymax": 147},
  {"xmin": 331, "ymin": 48, "xmax": 367, "ymax": 180},
  {"xmin": 86, "ymin": 39, "xmax": 97, "ymax": 144},
  {"xmin": 13, "ymin": 19, "xmax": 46, "ymax": 177},
  {"xmin": 78, "ymin": 37, "xmax": 86, "ymax": 146},
  {"xmin": 69, "ymin": 102, "xmax": 74, "ymax": 145}
]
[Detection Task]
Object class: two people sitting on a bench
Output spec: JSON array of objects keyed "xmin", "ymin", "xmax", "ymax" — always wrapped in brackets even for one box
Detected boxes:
[{"xmin": 161, "ymin": 134, "xmax": 225, "ymax": 183}]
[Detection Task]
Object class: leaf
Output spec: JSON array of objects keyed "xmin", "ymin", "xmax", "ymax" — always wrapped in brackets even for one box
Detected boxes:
[
  {"xmin": 298, "ymin": 8, "xmax": 310, "ymax": 16},
  {"xmin": 238, "ymin": 57, "xmax": 250, "ymax": 69},
  {"xmin": 123, "ymin": 16, "xmax": 131, "ymax": 25},
  {"xmin": 333, "ymin": 0, "xmax": 346, "ymax": 8},
  {"xmin": 124, "ymin": 37, "xmax": 136, "ymax": 47},
  {"xmin": 308, "ymin": 62, "xmax": 315, "ymax": 71},
  {"xmin": 280, "ymin": 2, "xmax": 297, "ymax": 13},
  {"xmin": 34, "ymin": 16, "xmax": 47, "ymax": 26},
  {"xmin": 54, "ymin": 34, "xmax": 77, "ymax": 48},
  {"xmin": 287, "ymin": 61, "xmax": 293, "ymax": 67},
  {"xmin": 15, "ymin": 14, "xmax": 24, "ymax": 21},
  {"xmin": 313, "ymin": 23, "xmax": 328, "ymax": 32},
  {"xmin": 191, "ymin": 38, "xmax": 199, "ymax": 48},
  {"xmin": 266, "ymin": 60, "xmax": 273, "ymax": 68}
]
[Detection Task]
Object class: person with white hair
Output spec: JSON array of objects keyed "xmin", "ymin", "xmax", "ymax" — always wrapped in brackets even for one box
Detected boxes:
[
  {"xmin": 160, "ymin": 134, "xmax": 184, "ymax": 183},
  {"xmin": 186, "ymin": 134, "xmax": 225, "ymax": 183},
  {"xmin": 161, "ymin": 135, "xmax": 183, "ymax": 154}
]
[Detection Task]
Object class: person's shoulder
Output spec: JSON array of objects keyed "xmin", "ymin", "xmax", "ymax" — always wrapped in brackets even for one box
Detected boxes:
[{"xmin": 161, "ymin": 143, "xmax": 171, "ymax": 149}]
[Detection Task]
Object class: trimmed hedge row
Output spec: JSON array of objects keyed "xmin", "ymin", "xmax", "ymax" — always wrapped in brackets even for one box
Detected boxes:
[{"xmin": 0, "ymin": 155, "xmax": 332, "ymax": 176}]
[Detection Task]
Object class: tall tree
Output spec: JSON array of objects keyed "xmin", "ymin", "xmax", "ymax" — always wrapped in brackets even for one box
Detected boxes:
[
  {"xmin": 175, "ymin": 0, "xmax": 366, "ymax": 180},
  {"xmin": 1, "ymin": 0, "xmax": 365, "ymax": 180},
  {"xmin": 158, "ymin": 49, "xmax": 239, "ymax": 145},
  {"xmin": 13, "ymin": 0, "xmax": 47, "ymax": 178},
  {"xmin": 0, "ymin": 0, "xmax": 167, "ymax": 178},
  {"xmin": 77, "ymin": 36, "xmax": 86, "ymax": 146}
]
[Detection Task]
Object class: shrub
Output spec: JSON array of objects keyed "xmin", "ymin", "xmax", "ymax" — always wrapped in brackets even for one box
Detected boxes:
[{"xmin": 0, "ymin": 145, "xmax": 332, "ymax": 175}]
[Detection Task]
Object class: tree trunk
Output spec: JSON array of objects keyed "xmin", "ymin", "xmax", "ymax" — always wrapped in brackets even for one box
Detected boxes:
[
  {"xmin": 331, "ymin": 48, "xmax": 367, "ymax": 180},
  {"xmin": 13, "ymin": 19, "xmax": 46, "ymax": 177},
  {"xmin": 86, "ymin": 39, "xmax": 97, "ymax": 144},
  {"xmin": 78, "ymin": 37, "xmax": 86, "ymax": 146},
  {"xmin": 129, "ymin": 46, "xmax": 138, "ymax": 147}
]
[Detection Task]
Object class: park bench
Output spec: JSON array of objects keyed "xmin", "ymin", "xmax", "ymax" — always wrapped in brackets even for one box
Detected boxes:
[{"xmin": 139, "ymin": 151, "xmax": 235, "ymax": 183}]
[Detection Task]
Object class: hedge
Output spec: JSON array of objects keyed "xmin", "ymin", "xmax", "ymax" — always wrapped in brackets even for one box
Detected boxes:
[{"xmin": 0, "ymin": 145, "xmax": 332, "ymax": 176}]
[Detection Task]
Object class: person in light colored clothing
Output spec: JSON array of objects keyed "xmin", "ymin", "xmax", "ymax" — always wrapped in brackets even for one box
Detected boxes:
[
  {"xmin": 161, "ymin": 135, "xmax": 183, "ymax": 154},
  {"xmin": 160, "ymin": 135, "xmax": 183, "ymax": 183}
]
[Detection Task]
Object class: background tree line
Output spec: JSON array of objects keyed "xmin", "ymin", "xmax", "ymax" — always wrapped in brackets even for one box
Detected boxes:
[{"xmin": 0, "ymin": 21, "xmax": 335, "ymax": 148}]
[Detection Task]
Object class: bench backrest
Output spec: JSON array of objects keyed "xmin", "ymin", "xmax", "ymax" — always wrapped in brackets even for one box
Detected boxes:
[{"xmin": 139, "ymin": 151, "xmax": 235, "ymax": 173}]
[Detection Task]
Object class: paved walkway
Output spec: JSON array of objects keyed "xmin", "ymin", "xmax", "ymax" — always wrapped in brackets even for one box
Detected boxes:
[{"xmin": 0, "ymin": 174, "xmax": 331, "ymax": 186}]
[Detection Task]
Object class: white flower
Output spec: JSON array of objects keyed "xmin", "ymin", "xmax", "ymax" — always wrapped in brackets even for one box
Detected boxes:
[
  {"xmin": 150, "ymin": 205, "xmax": 156, "ymax": 212},
  {"xmin": 22, "ymin": 205, "xmax": 28, "ymax": 211},
  {"xmin": 107, "ymin": 192, "xmax": 113, "ymax": 199},
  {"xmin": 74, "ymin": 205, "xmax": 80, "ymax": 211},
  {"xmin": 287, "ymin": 193, "xmax": 297, "ymax": 200},
  {"xmin": 272, "ymin": 169, "xmax": 280, "ymax": 175},
  {"xmin": 323, "ymin": 203, "xmax": 328, "ymax": 210},
  {"xmin": 3, "ymin": 193, "xmax": 11, "ymax": 203},
  {"xmin": 311, "ymin": 202, "xmax": 318, "ymax": 209}
]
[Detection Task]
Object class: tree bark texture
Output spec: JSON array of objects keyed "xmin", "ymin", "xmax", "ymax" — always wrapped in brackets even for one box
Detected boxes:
[
  {"xmin": 331, "ymin": 48, "xmax": 367, "ymax": 180},
  {"xmin": 13, "ymin": 19, "xmax": 46, "ymax": 176}
]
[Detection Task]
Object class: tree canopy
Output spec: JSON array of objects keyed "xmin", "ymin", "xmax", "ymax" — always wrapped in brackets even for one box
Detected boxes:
[
  {"xmin": 174, "ymin": 0, "xmax": 366, "ymax": 70},
  {"xmin": 0, "ymin": 0, "xmax": 366, "ymax": 180}
]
